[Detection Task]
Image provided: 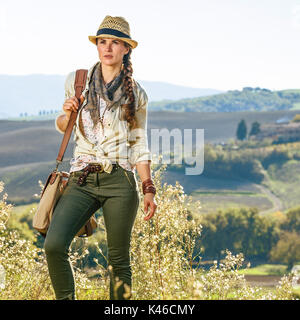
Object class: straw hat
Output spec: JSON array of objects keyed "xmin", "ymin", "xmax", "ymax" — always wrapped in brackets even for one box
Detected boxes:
[{"xmin": 88, "ymin": 15, "xmax": 138, "ymax": 49}]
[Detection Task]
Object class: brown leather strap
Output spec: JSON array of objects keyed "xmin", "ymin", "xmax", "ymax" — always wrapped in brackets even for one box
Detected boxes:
[
  {"xmin": 56, "ymin": 69, "xmax": 88, "ymax": 164},
  {"xmin": 85, "ymin": 220, "xmax": 93, "ymax": 237}
]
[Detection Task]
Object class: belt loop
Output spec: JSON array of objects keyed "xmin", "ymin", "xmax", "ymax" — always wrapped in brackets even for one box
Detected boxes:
[{"xmin": 94, "ymin": 171, "xmax": 97, "ymax": 186}]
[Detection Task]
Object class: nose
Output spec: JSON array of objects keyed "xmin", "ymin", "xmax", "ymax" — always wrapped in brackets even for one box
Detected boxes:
[{"xmin": 105, "ymin": 42, "xmax": 113, "ymax": 51}]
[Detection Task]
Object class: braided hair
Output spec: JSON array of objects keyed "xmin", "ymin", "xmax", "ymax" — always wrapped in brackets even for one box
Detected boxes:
[
  {"xmin": 121, "ymin": 43, "xmax": 137, "ymax": 130},
  {"xmin": 95, "ymin": 39, "xmax": 137, "ymax": 130}
]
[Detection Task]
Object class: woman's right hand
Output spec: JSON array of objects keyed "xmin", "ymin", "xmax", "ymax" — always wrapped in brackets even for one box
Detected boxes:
[{"xmin": 62, "ymin": 95, "xmax": 85, "ymax": 120}]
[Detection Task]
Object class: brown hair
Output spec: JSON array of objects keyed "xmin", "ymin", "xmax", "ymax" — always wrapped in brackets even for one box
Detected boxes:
[{"xmin": 121, "ymin": 43, "xmax": 137, "ymax": 130}]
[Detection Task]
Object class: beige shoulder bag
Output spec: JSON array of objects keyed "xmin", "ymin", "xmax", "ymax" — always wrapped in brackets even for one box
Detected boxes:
[{"xmin": 33, "ymin": 69, "xmax": 97, "ymax": 238}]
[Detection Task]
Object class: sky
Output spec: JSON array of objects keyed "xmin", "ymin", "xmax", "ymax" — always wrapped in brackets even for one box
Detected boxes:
[{"xmin": 1, "ymin": 0, "xmax": 300, "ymax": 91}]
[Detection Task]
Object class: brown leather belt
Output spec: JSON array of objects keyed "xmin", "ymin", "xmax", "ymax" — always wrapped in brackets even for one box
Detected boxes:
[{"xmin": 75, "ymin": 163, "xmax": 117, "ymax": 186}]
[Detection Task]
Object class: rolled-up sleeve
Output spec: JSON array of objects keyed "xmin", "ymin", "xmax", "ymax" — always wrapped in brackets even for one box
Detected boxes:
[
  {"xmin": 55, "ymin": 71, "xmax": 75, "ymax": 134},
  {"xmin": 128, "ymin": 85, "xmax": 152, "ymax": 166},
  {"xmin": 55, "ymin": 111, "xmax": 66, "ymax": 134}
]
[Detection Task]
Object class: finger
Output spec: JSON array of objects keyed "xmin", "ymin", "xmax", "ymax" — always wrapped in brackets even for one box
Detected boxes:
[
  {"xmin": 144, "ymin": 209, "xmax": 153, "ymax": 220},
  {"xmin": 63, "ymin": 107, "xmax": 72, "ymax": 114},
  {"xmin": 142, "ymin": 205, "xmax": 149, "ymax": 221},
  {"xmin": 144, "ymin": 203, "xmax": 157, "ymax": 220},
  {"xmin": 80, "ymin": 94, "xmax": 85, "ymax": 104},
  {"xmin": 69, "ymin": 100, "xmax": 79, "ymax": 110},
  {"xmin": 63, "ymin": 102, "xmax": 75, "ymax": 110},
  {"xmin": 144, "ymin": 202, "xmax": 149, "ymax": 214},
  {"xmin": 64, "ymin": 104, "xmax": 77, "ymax": 113},
  {"xmin": 72, "ymin": 95, "xmax": 84, "ymax": 104},
  {"xmin": 70, "ymin": 96, "xmax": 78, "ymax": 102},
  {"xmin": 71, "ymin": 98, "xmax": 79, "ymax": 106},
  {"xmin": 63, "ymin": 104, "xmax": 75, "ymax": 112},
  {"xmin": 144, "ymin": 211, "xmax": 154, "ymax": 221},
  {"xmin": 64, "ymin": 102, "xmax": 74, "ymax": 109},
  {"xmin": 69, "ymin": 97, "xmax": 79, "ymax": 107}
]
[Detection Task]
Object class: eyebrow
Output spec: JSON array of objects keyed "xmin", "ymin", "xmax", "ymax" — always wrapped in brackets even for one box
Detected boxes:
[{"xmin": 100, "ymin": 38, "xmax": 119, "ymax": 41}]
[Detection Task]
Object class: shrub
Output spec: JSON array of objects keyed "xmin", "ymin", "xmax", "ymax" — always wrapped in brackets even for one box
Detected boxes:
[
  {"xmin": 0, "ymin": 181, "xmax": 98, "ymax": 300},
  {"xmin": 0, "ymin": 168, "xmax": 297, "ymax": 300}
]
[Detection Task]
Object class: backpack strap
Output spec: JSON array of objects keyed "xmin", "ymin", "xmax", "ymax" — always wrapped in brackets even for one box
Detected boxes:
[{"xmin": 56, "ymin": 69, "xmax": 88, "ymax": 167}]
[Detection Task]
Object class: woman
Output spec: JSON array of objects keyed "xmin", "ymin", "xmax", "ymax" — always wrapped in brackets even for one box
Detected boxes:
[{"xmin": 44, "ymin": 15, "xmax": 157, "ymax": 300}]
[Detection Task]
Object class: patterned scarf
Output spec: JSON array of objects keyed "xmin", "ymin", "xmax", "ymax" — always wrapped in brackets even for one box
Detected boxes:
[{"xmin": 84, "ymin": 61, "xmax": 126, "ymax": 129}]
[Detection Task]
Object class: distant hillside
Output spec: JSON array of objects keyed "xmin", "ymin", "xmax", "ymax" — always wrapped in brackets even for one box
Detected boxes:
[
  {"xmin": 2, "ymin": 72, "xmax": 300, "ymax": 119},
  {"xmin": 2, "ymin": 111, "xmax": 300, "ymax": 209},
  {"xmin": 148, "ymin": 87, "xmax": 300, "ymax": 112},
  {"xmin": 255, "ymin": 121, "xmax": 300, "ymax": 143},
  {"xmin": 0, "ymin": 74, "xmax": 222, "ymax": 118},
  {"xmin": 0, "ymin": 110, "xmax": 299, "ymax": 168},
  {"xmin": 141, "ymin": 81, "xmax": 222, "ymax": 102}
]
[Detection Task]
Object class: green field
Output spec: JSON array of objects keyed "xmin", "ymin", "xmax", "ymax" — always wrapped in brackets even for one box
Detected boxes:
[
  {"xmin": 238, "ymin": 264, "xmax": 288, "ymax": 276},
  {"xmin": 190, "ymin": 190, "xmax": 273, "ymax": 214},
  {"xmin": 265, "ymin": 160, "xmax": 300, "ymax": 210}
]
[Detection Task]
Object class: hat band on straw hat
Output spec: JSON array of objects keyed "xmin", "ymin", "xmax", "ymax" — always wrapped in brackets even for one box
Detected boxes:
[
  {"xmin": 96, "ymin": 28, "xmax": 131, "ymax": 39},
  {"xmin": 89, "ymin": 16, "xmax": 138, "ymax": 48}
]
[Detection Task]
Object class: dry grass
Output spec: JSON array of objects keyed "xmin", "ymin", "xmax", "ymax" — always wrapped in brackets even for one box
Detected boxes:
[{"xmin": 0, "ymin": 164, "xmax": 298, "ymax": 300}]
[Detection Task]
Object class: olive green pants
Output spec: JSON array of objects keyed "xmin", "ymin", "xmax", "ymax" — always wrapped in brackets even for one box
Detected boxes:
[{"xmin": 44, "ymin": 163, "xmax": 140, "ymax": 300}]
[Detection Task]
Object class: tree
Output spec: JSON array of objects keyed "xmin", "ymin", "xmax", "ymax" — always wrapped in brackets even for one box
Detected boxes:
[
  {"xmin": 292, "ymin": 114, "xmax": 300, "ymax": 122},
  {"xmin": 236, "ymin": 119, "xmax": 247, "ymax": 140},
  {"xmin": 198, "ymin": 208, "xmax": 279, "ymax": 261},
  {"xmin": 249, "ymin": 121, "xmax": 261, "ymax": 136},
  {"xmin": 280, "ymin": 206, "xmax": 300, "ymax": 233},
  {"xmin": 270, "ymin": 231, "xmax": 300, "ymax": 271}
]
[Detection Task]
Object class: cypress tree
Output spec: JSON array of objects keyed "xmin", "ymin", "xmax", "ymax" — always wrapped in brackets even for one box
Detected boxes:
[{"xmin": 236, "ymin": 119, "xmax": 247, "ymax": 140}]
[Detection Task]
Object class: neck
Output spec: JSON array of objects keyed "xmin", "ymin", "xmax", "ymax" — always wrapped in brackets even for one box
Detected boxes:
[{"xmin": 100, "ymin": 61, "xmax": 123, "ymax": 85}]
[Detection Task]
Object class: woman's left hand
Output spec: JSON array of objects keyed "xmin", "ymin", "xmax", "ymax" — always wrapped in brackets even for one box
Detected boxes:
[{"xmin": 143, "ymin": 193, "xmax": 157, "ymax": 221}]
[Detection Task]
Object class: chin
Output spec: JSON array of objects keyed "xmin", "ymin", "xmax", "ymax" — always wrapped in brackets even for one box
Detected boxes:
[{"xmin": 104, "ymin": 60, "xmax": 115, "ymax": 65}]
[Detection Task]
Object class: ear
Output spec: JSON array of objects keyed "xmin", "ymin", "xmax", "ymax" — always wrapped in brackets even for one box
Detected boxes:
[{"xmin": 124, "ymin": 42, "xmax": 130, "ymax": 55}]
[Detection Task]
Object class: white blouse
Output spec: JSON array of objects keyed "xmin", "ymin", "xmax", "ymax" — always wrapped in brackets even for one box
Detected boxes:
[
  {"xmin": 69, "ymin": 95, "xmax": 134, "ymax": 173},
  {"xmin": 55, "ymin": 62, "xmax": 152, "ymax": 175}
]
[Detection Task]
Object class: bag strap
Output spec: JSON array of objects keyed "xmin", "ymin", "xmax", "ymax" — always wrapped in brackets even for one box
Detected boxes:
[{"xmin": 55, "ymin": 69, "xmax": 88, "ymax": 169}]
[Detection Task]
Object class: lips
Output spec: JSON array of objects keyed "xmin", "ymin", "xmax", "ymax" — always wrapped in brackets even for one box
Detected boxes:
[{"xmin": 104, "ymin": 55, "xmax": 113, "ymax": 58}]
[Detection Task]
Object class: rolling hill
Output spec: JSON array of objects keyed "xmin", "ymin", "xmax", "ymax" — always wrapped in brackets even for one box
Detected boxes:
[
  {"xmin": 148, "ymin": 87, "xmax": 300, "ymax": 112},
  {"xmin": 0, "ymin": 74, "xmax": 222, "ymax": 118},
  {"xmin": 1, "ymin": 109, "xmax": 300, "ymax": 207}
]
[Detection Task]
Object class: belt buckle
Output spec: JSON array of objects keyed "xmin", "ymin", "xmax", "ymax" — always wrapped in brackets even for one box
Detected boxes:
[{"xmin": 99, "ymin": 165, "xmax": 104, "ymax": 173}]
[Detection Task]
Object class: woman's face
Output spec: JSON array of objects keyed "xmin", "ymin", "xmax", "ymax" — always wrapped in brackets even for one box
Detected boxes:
[{"xmin": 97, "ymin": 37, "xmax": 130, "ymax": 67}]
